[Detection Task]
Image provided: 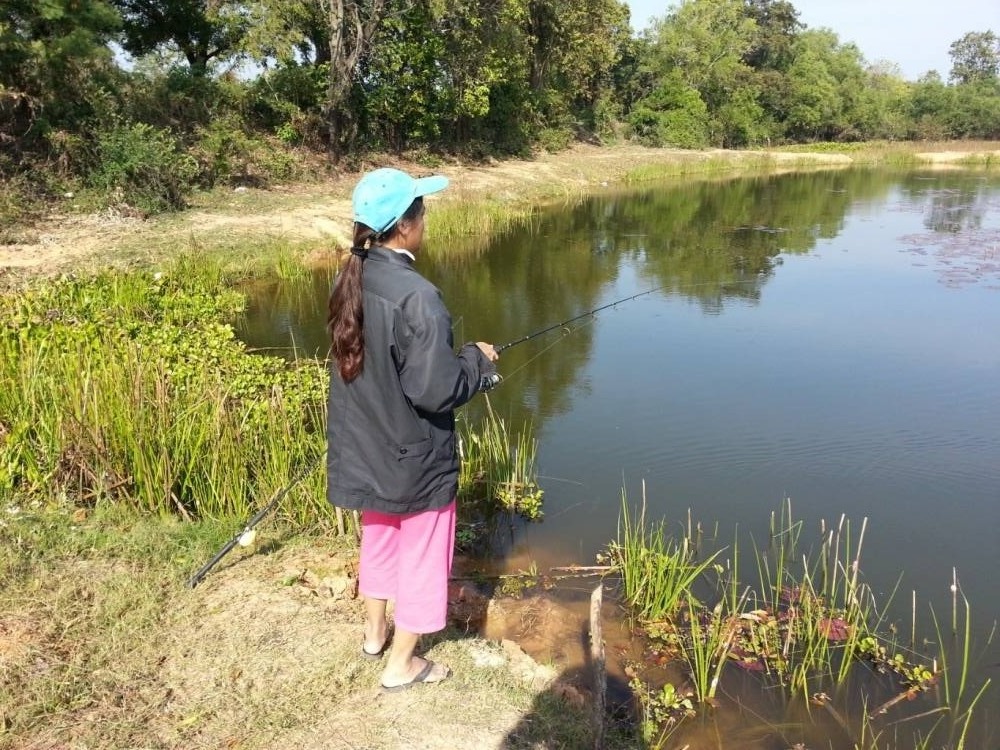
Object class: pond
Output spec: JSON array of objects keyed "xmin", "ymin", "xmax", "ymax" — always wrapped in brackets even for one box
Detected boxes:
[{"xmin": 239, "ymin": 168, "xmax": 1000, "ymax": 747}]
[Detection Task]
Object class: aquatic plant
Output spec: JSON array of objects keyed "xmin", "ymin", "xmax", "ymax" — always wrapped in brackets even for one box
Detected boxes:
[
  {"xmin": 457, "ymin": 399, "xmax": 544, "ymax": 523},
  {"xmin": 930, "ymin": 588, "xmax": 994, "ymax": 750},
  {"xmin": 0, "ymin": 270, "xmax": 330, "ymax": 525},
  {"xmin": 603, "ymin": 484, "xmax": 721, "ymax": 623},
  {"xmin": 629, "ymin": 677, "xmax": 694, "ymax": 748},
  {"xmin": 605, "ymin": 494, "xmax": 992, "ymax": 748}
]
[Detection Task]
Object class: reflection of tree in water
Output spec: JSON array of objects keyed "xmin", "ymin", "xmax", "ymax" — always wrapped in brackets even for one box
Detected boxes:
[
  {"xmin": 897, "ymin": 173, "xmax": 993, "ymax": 233},
  {"xmin": 897, "ymin": 175, "xmax": 1000, "ymax": 288},
  {"xmin": 237, "ymin": 268, "xmax": 336, "ymax": 358},
  {"xmin": 924, "ymin": 188, "xmax": 985, "ymax": 233},
  {"xmin": 432, "ymin": 171, "xmax": 882, "ymax": 423}
]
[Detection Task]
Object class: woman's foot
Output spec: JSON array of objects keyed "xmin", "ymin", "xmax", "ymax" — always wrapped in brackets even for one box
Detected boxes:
[
  {"xmin": 379, "ymin": 657, "xmax": 451, "ymax": 691},
  {"xmin": 362, "ymin": 622, "xmax": 390, "ymax": 658}
]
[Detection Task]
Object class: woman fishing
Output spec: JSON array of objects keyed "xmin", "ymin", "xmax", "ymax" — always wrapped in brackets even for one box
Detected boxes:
[{"xmin": 326, "ymin": 167, "xmax": 499, "ymax": 692}]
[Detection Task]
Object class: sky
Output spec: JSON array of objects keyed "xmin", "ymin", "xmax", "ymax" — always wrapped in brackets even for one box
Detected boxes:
[{"xmin": 624, "ymin": 0, "xmax": 1000, "ymax": 81}]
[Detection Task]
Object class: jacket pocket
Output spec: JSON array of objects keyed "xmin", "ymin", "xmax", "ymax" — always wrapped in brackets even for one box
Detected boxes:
[
  {"xmin": 366, "ymin": 436, "xmax": 435, "ymax": 503},
  {"xmin": 393, "ymin": 436, "xmax": 433, "ymax": 460}
]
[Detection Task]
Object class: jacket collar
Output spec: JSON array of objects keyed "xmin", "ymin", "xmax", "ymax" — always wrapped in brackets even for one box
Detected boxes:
[{"xmin": 367, "ymin": 245, "xmax": 415, "ymax": 266}]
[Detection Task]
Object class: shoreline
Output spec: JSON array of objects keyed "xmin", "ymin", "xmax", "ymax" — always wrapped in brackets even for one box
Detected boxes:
[{"xmin": 2, "ymin": 142, "xmax": 997, "ymax": 276}]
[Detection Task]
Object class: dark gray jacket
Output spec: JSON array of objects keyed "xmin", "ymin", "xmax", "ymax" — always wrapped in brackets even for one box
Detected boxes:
[{"xmin": 326, "ymin": 246, "xmax": 493, "ymax": 514}]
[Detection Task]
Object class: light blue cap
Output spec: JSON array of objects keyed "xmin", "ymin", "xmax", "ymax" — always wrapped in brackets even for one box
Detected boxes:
[{"xmin": 352, "ymin": 167, "xmax": 449, "ymax": 234}]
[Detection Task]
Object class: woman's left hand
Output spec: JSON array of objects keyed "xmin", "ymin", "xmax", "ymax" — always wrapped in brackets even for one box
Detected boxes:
[{"xmin": 476, "ymin": 342, "xmax": 499, "ymax": 362}]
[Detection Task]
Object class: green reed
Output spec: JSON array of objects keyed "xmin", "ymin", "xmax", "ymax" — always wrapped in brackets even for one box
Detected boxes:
[
  {"xmin": 608, "ymin": 492, "xmax": 991, "ymax": 747},
  {"xmin": 457, "ymin": 399, "xmax": 544, "ymax": 522},
  {"xmin": 930, "ymin": 588, "xmax": 994, "ymax": 750},
  {"xmin": 678, "ymin": 595, "xmax": 746, "ymax": 704},
  {"xmin": 748, "ymin": 500, "xmax": 881, "ymax": 695},
  {"xmin": 604, "ymin": 484, "xmax": 721, "ymax": 623}
]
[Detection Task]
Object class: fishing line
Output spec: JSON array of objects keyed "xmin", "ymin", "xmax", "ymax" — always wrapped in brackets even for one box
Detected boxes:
[{"xmin": 496, "ymin": 313, "xmax": 600, "ymax": 383}]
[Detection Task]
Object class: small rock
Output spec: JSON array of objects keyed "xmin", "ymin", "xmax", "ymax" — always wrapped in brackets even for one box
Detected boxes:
[
  {"xmin": 447, "ymin": 581, "xmax": 488, "ymax": 630},
  {"xmin": 318, "ymin": 576, "xmax": 350, "ymax": 598}
]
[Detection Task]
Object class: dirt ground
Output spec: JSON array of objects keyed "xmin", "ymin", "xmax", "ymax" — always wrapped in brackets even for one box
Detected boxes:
[{"xmin": 1, "ymin": 531, "xmax": 630, "ymax": 750}]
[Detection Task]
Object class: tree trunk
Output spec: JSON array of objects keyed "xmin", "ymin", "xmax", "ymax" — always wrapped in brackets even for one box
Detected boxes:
[{"xmin": 319, "ymin": 0, "xmax": 387, "ymax": 159}]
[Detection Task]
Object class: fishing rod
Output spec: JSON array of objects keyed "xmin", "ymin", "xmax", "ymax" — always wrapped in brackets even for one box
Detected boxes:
[
  {"xmin": 188, "ymin": 452, "xmax": 324, "ymax": 588},
  {"xmin": 495, "ymin": 283, "xmax": 672, "ymax": 353},
  {"xmin": 495, "ymin": 278, "xmax": 763, "ymax": 354}
]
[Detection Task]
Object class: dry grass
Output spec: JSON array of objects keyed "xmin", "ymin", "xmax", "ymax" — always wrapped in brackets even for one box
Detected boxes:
[{"xmin": 0, "ymin": 505, "xmax": 617, "ymax": 750}]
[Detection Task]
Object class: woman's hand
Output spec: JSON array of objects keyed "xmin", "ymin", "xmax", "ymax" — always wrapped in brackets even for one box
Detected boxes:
[{"xmin": 476, "ymin": 342, "xmax": 499, "ymax": 362}]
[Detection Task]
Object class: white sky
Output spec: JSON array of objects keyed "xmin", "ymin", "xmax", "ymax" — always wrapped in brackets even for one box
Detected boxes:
[{"xmin": 625, "ymin": 0, "xmax": 1000, "ymax": 81}]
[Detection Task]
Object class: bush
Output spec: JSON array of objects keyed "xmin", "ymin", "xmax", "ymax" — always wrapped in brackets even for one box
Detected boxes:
[
  {"xmin": 88, "ymin": 122, "xmax": 197, "ymax": 214},
  {"xmin": 536, "ymin": 126, "xmax": 574, "ymax": 152},
  {"xmin": 628, "ymin": 105, "xmax": 709, "ymax": 149},
  {"xmin": 247, "ymin": 63, "xmax": 328, "ymax": 146},
  {"xmin": 192, "ymin": 116, "xmax": 300, "ymax": 188}
]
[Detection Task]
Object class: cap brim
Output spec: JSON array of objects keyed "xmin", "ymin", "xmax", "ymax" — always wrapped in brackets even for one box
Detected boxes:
[{"xmin": 413, "ymin": 175, "xmax": 449, "ymax": 198}]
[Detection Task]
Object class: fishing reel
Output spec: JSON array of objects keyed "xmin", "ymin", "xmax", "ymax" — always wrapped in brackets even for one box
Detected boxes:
[{"xmin": 479, "ymin": 372, "xmax": 503, "ymax": 392}]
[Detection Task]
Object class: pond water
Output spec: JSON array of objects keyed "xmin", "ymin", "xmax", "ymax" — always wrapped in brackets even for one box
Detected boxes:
[{"xmin": 239, "ymin": 169, "xmax": 1000, "ymax": 747}]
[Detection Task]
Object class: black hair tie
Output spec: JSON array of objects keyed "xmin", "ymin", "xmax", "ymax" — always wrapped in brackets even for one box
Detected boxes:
[{"xmin": 350, "ymin": 246, "xmax": 368, "ymax": 259}]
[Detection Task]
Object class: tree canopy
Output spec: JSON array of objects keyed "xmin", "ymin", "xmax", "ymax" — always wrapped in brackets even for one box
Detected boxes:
[{"xmin": 2, "ymin": 0, "xmax": 997, "ymax": 216}]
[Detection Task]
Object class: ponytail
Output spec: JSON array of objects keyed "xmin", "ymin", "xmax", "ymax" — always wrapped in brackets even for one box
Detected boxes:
[
  {"xmin": 328, "ymin": 198, "xmax": 424, "ymax": 383},
  {"xmin": 328, "ymin": 224, "xmax": 375, "ymax": 382}
]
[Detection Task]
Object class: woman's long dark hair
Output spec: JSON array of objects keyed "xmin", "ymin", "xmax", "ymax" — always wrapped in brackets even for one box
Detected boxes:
[{"xmin": 328, "ymin": 198, "xmax": 424, "ymax": 382}]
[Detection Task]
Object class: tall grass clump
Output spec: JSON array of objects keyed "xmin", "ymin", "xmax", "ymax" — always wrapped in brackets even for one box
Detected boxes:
[
  {"xmin": 424, "ymin": 198, "xmax": 539, "ymax": 258},
  {"xmin": 458, "ymin": 400, "xmax": 544, "ymax": 524},
  {"xmin": 603, "ymin": 485, "xmax": 720, "ymax": 622},
  {"xmin": 749, "ymin": 500, "xmax": 882, "ymax": 695},
  {"xmin": 0, "ymin": 269, "xmax": 330, "ymax": 525}
]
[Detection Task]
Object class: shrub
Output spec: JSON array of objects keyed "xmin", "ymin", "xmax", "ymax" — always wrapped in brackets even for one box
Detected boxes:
[
  {"xmin": 192, "ymin": 116, "xmax": 300, "ymax": 187},
  {"xmin": 88, "ymin": 122, "xmax": 197, "ymax": 214}
]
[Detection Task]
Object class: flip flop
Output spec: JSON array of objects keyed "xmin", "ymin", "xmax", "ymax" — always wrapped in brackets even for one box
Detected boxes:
[
  {"xmin": 361, "ymin": 638, "xmax": 389, "ymax": 661},
  {"xmin": 380, "ymin": 660, "xmax": 451, "ymax": 693}
]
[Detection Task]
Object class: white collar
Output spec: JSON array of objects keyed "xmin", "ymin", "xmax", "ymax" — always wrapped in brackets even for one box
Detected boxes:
[{"xmin": 386, "ymin": 247, "xmax": 416, "ymax": 262}]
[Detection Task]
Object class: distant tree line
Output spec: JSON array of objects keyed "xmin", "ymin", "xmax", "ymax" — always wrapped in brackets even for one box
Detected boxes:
[{"xmin": 1, "ymin": 0, "xmax": 998, "ymax": 216}]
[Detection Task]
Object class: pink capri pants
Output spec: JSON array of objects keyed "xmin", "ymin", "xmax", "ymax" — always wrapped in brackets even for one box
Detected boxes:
[{"xmin": 358, "ymin": 500, "xmax": 456, "ymax": 634}]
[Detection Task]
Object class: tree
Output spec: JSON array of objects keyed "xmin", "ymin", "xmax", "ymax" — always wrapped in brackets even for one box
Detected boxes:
[
  {"xmin": 240, "ymin": 0, "xmax": 330, "ymax": 66},
  {"xmin": 627, "ymin": 69, "xmax": 709, "ymax": 147},
  {"xmin": 783, "ymin": 29, "xmax": 842, "ymax": 140},
  {"xmin": 782, "ymin": 28, "xmax": 868, "ymax": 141},
  {"xmin": 743, "ymin": 0, "xmax": 801, "ymax": 72},
  {"xmin": 948, "ymin": 30, "xmax": 1000, "ymax": 85},
  {"xmin": 643, "ymin": 0, "xmax": 760, "ymax": 145},
  {"xmin": 1, "ymin": 0, "xmax": 120, "ymax": 143},
  {"xmin": 112, "ymin": 0, "xmax": 247, "ymax": 73},
  {"xmin": 908, "ymin": 71, "xmax": 957, "ymax": 139}
]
